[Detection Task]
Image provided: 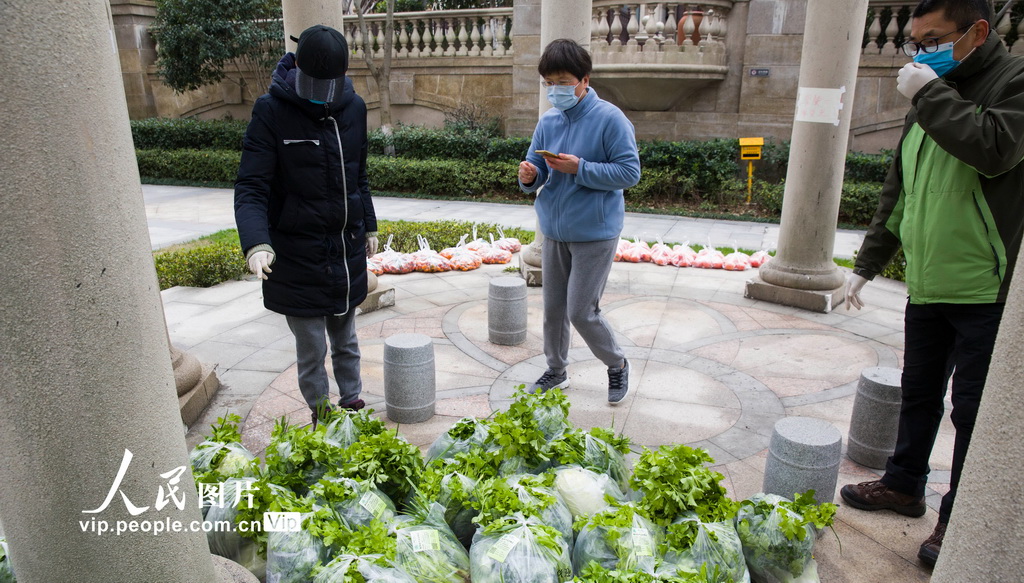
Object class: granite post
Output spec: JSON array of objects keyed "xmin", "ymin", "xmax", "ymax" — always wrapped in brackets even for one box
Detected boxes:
[
  {"xmin": 0, "ymin": 0, "xmax": 217, "ymax": 580},
  {"xmin": 382, "ymin": 333, "xmax": 436, "ymax": 424},
  {"xmin": 744, "ymin": 0, "xmax": 870, "ymax": 312}
]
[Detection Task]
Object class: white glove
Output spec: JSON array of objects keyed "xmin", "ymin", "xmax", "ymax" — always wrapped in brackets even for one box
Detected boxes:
[
  {"xmin": 897, "ymin": 62, "xmax": 938, "ymax": 100},
  {"xmin": 248, "ymin": 250, "xmax": 274, "ymax": 281},
  {"xmin": 845, "ymin": 273, "xmax": 869, "ymax": 310},
  {"xmin": 366, "ymin": 234, "xmax": 379, "ymax": 257}
]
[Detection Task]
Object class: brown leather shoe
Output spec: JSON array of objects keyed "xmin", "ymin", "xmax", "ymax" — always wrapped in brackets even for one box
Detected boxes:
[
  {"xmin": 918, "ymin": 522, "xmax": 945, "ymax": 568},
  {"xmin": 840, "ymin": 480, "xmax": 927, "ymax": 517}
]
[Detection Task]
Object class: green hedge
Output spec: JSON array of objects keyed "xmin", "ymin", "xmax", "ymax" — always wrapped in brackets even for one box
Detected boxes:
[
  {"xmin": 154, "ymin": 242, "xmax": 248, "ymax": 290},
  {"xmin": 378, "ymin": 219, "xmax": 535, "ymax": 253},
  {"xmin": 137, "ymin": 149, "xmax": 242, "ymax": 183},
  {"xmin": 131, "ymin": 118, "xmax": 248, "ymax": 150},
  {"xmin": 369, "ymin": 125, "xmax": 531, "ymax": 162},
  {"xmin": 367, "ymin": 155, "xmax": 526, "ymax": 199}
]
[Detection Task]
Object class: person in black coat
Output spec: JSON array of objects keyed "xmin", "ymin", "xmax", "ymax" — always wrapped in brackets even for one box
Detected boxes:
[{"xmin": 234, "ymin": 25, "xmax": 378, "ymax": 425}]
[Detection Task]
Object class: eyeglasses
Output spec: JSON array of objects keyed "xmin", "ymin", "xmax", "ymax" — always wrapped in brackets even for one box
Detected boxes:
[
  {"xmin": 900, "ymin": 24, "xmax": 972, "ymax": 57},
  {"xmin": 541, "ymin": 80, "xmax": 579, "ymax": 87}
]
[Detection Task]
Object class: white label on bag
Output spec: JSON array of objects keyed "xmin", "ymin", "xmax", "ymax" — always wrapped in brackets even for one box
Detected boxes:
[
  {"xmin": 486, "ymin": 533, "xmax": 519, "ymax": 562},
  {"xmin": 632, "ymin": 527, "xmax": 653, "ymax": 556},
  {"xmin": 359, "ymin": 491, "xmax": 387, "ymax": 518},
  {"xmin": 410, "ymin": 528, "xmax": 441, "ymax": 553}
]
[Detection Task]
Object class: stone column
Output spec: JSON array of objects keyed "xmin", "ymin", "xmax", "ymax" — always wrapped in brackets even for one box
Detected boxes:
[
  {"xmin": 744, "ymin": 0, "xmax": 869, "ymax": 312},
  {"xmin": 507, "ymin": 0, "xmax": 544, "ymax": 137},
  {"xmin": 109, "ymin": 0, "xmax": 159, "ymax": 119},
  {"xmin": 282, "ymin": 0, "xmax": 345, "ymax": 52},
  {"xmin": 932, "ymin": 262, "xmax": 1024, "ymax": 580},
  {"xmin": 0, "ymin": 1, "xmax": 216, "ymax": 581}
]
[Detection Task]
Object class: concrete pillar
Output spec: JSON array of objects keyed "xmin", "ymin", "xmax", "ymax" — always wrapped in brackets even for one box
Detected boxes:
[
  {"xmin": 0, "ymin": 1, "xmax": 217, "ymax": 581},
  {"xmin": 539, "ymin": 0, "xmax": 593, "ymax": 114},
  {"xmin": 932, "ymin": 265, "xmax": 1024, "ymax": 580},
  {"xmin": 109, "ymin": 0, "xmax": 159, "ymax": 119},
  {"xmin": 383, "ymin": 333, "xmax": 436, "ymax": 424},
  {"xmin": 282, "ymin": 0, "xmax": 345, "ymax": 52},
  {"xmin": 507, "ymin": 0, "xmax": 543, "ymax": 137},
  {"xmin": 744, "ymin": 0, "xmax": 869, "ymax": 313}
]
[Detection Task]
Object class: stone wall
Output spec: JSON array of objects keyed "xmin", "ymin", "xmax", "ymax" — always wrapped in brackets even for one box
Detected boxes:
[{"xmin": 118, "ymin": 0, "xmax": 926, "ymax": 153}]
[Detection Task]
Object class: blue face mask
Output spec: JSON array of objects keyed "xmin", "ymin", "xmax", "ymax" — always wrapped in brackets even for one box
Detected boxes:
[
  {"xmin": 546, "ymin": 83, "xmax": 581, "ymax": 111},
  {"xmin": 913, "ymin": 25, "xmax": 973, "ymax": 77}
]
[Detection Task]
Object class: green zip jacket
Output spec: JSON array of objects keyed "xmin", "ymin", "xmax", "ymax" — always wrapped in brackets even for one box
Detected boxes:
[{"xmin": 855, "ymin": 33, "xmax": 1024, "ymax": 304}]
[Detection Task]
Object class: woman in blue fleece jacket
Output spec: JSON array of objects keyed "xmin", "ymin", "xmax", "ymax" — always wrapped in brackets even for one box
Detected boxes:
[{"xmin": 518, "ymin": 39, "xmax": 641, "ymax": 404}]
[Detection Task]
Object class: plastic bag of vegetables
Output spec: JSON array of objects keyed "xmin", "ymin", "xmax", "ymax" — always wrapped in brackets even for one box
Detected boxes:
[
  {"xmin": 189, "ymin": 414, "xmax": 257, "ymax": 479},
  {"xmin": 425, "ymin": 418, "xmax": 489, "ymax": 465},
  {"xmin": 469, "ymin": 513, "xmax": 573, "ymax": 583},
  {"xmin": 392, "ymin": 503, "xmax": 471, "ymax": 583},
  {"xmin": 550, "ymin": 427, "xmax": 632, "ymax": 493},
  {"xmin": 204, "ymin": 477, "xmax": 266, "ymax": 580},
  {"xmin": 0, "ymin": 538, "xmax": 15, "ymax": 583},
  {"xmin": 266, "ymin": 519, "xmax": 329, "ymax": 583},
  {"xmin": 413, "ymin": 463, "xmax": 479, "ymax": 548},
  {"xmin": 313, "ymin": 554, "xmax": 416, "ymax": 583},
  {"xmin": 661, "ymin": 512, "xmax": 749, "ymax": 583},
  {"xmin": 310, "ymin": 476, "xmax": 396, "ymax": 529},
  {"xmin": 552, "ymin": 465, "xmax": 626, "ymax": 520},
  {"xmin": 471, "ymin": 473, "xmax": 576, "ymax": 551},
  {"xmin": 735, "ymin": 493, "xmax": 835, "ymax": 583},
  {"xmin": 573, "ymin": 503, "xmax": 664, "ymax": 575}
]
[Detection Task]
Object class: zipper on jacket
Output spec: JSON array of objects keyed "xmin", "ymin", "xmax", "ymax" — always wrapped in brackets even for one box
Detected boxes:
[
  {"xmin": 328, "ymin": 114, "xmax": 352, "ymax": 315},
  {"xmin": 971, "ymin": 194, "xmax": 1002, "ymax": 278}
]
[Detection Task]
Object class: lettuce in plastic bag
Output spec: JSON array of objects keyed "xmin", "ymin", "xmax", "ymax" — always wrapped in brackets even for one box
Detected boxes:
[
  {"xmin": 470, "ymin": 473, "xmax": 574, "ymax": 551},
  {"xmin": 313, "ymin": 554, "xmax": 416, "ymax": 583},
  {"xmin": 469, "ymin": 514, "xmax": 573, "ymax": 583},
  {"xmin": 735, "ymin": 493, "xmax": 835, "ymax": 583},
  {"xmin": 266, "ymin": 522, "xmax": 329, "ymax": 583},
  {"xmin": 204, "ymin": 477, "xmax": 266, "ymax": 581},
  {"xmin": 552, "ymin": 465, "xmax": 626, "ymax": 520},
  {"xmin": 310, "ymin": 476, "xmax": 396, "ymax": 529},
  {"xmin": 425, "ymin": 418, "xmax": 489, "ymax": 465},
  {"xmin": 661, "ymin": 512, "xmax": 749, "ymax": 583},
  {"xmin": 573, "ymin": 503, "xmax": 664, "ymax": 575},
  {"xmin": 392, "ymin": 503, "xmax": 471, "ymax": 583}
]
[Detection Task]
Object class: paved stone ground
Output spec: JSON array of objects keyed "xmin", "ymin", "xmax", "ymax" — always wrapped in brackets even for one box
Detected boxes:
[{"xmin": 155, "ymin": 185, "xmax": 939, "ymax": 582}]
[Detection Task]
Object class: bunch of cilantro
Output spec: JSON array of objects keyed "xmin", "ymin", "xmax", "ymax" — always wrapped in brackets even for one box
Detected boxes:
[
  {"xmin": 572, "ymin": 503, "xmax": 665, "ymax": 575},
  {"xmin": 573, "ymin": 561, "xmax": 722, "ymax": 583},
  {"xmin": 630, "ymin": 445, "xmax": 733, "ymax": 527},
  {"xmin": 468, "ymin": 513, "xmax": 573, "ymax": 583},
  {"xmin": 189, "ymin": 413, "xmax": 257, "ymax": 484}
]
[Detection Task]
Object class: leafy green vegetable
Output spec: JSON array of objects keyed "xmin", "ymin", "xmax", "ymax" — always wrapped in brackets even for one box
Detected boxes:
[
  {"xmin": 266, "ymin": 524, "xmax": 329, "ymax": 583},
  {"xmin": 264, "ymin": 417, "xmax": 347, "ymax": 493},
  {"xmin": 573, "ymin": 561, "xmax": 721, "ymax": 582},
  {"xmin": 573, "ymin": 503, "xmax": 665, "ymax": 575},
  {"xmin": 735, "ymin": 493, "xmax": 836, "ymax": 582},
  {"xmin": 336, "ymin": 428, "xmax": 424, "ymax": 507},
  {"xmin": 470, "ymin": 514, "xmax": 573, "ymax": 583},
  {"xmin": 392, "ymin": 503, "xmax": 471, "ymax": 583},
  {"xmin": 661, "ymin": 513, "xmax": 747, "ymax": 583},
  {"xmin": 0, "ymin": 538, "xmax": 15, "ymax": 583},
  {"xmin": 425, "ymin": 417, "xmax": 489, "ymax": 465},
  {"xmin": 550, "ymin": 427, "xmax": 633, "ymax": 491},
  {"xmin": 630, "ymin": 445, "xmax": 732, "ymax": 526},
  {"xmin": 189, "ymin": 414, "xmax": 257, "ymax": 483},
  {"xmin": 311, "ymin": 476, "xmax": 397, "ymax": 529}
]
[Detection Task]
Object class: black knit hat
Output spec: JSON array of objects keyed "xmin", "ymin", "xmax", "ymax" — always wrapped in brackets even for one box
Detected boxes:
[{"xmin": 293, "ymin": 25, "xmax": 349, "ymax": 103}]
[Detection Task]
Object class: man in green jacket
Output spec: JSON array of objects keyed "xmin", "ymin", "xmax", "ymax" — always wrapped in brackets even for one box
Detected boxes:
[
  {"xmin": 840, "ymin": 0, "xmax": 1024, "ymax": 568},
  {"xmin": 839, "ymin": 0, "xmax": 1024, "ymax": 565}
]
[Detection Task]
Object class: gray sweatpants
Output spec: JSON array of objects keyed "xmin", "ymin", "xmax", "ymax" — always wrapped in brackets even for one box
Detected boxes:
[
  {"xmin": 286, "ymin": 312, "xmax": 362, "ymax": 410},
  {"xmin": 542, "ymin": 237, "xmax": 625, "ymax": 372}
]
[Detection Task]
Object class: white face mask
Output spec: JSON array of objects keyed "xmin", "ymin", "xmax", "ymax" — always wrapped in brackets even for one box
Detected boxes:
[{"xmin": 547, "ymin": 83, "xmax": 581, "ymax": 111}]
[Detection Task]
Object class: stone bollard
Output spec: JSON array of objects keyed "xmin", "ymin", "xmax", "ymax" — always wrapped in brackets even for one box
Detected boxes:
[
  {"xmin": 383, "ymin": 333, "xmax": 436, "ymax": 423},
  {"xmin": 847, "ymin": 367, "xmax": 902, "ymax": 469},
  {"xmin": 488, "ymin": 277, "xmax": 528, "ymax": 345},
  {"xmin": 763, "ymin": 417, "xmax": 843, "ymax": 504}
]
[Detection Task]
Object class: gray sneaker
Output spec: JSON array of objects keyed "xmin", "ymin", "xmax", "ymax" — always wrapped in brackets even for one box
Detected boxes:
[
  {"xmin": 608, "ymin": 360, "xmax": 630, "ymax": 404},
  {"xmin": 528, "ymin": 369, "xmax": 569, "ymax": 394}
]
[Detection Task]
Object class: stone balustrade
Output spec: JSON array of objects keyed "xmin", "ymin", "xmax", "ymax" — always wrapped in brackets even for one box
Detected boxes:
[
  {"xmin": 343, "ymin": 7, "xmax": 514, "ymax": 59},
  {"xmin": 862, "ymin": 1, "xmax": 1024, "ymax": 57},
  {"xmin": 590, "ymin": 1, "xmax": 732, "ymax": 67}
]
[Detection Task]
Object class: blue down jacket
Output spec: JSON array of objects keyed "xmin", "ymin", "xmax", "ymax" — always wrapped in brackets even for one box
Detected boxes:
[{"xmin": 235, "ymin": 53, "xmax": 377, "ymax": 317}]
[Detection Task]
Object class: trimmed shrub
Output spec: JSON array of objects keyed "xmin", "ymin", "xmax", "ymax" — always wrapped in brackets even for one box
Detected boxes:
[
  {"xmin": 839, "ymin": 181, "xmax": 883, "ymax": 225},
  {"xmin": 638, "ymin": 138, "xmax": 740, "ymax": 195},
  {"xmin": 845, "ymin": 150, "xmax": 893, "ymax": 183},
  {"xmin": 137, "ymin": 149, "xmax": 241, "ymax": 183},
  {"xmin": 367, "ymin": 155, "xmax": 525, "ymax": 199},
  {"xmin": 378, "ymin": 219, "xmax": 534, "ymax": 254},
  {"xmin": 154, "ymin": 242, "xmax": 248, "ymax": 290},
  {"xmin": 131, "ymin": 118, "xmax": 247, "ymax": 150},
  {"xmin": 625, "ymin": 167, "xmax": 698, "ymax": 204}
]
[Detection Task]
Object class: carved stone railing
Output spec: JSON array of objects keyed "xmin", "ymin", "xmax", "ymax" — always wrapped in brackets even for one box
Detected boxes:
[
  {"xmin": 589, "ymin": 1, "xmax": 734, "ymax": 111},
  {"xmin": 343, "ymin": 7, "xmax": 514, "ymax": 59},
  {"xmin": 863, "ymin": 0, "xmax": 1024, "ymax": 57}
]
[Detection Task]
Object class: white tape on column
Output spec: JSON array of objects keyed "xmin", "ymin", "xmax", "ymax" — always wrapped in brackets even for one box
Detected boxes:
[{"xmin": 794, "ymin": 86, "xmax": 846, "ymax": 126}]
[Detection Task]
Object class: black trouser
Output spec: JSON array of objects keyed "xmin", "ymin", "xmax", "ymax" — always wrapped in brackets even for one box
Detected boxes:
[{"xmin": 881, "ymin": 301, "xmax": 1004, "ymax": 524}]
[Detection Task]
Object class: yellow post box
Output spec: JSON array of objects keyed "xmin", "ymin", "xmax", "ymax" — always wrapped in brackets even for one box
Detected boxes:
[{"xmin": 739, "ymin": 137, "xmax": 764, "ymax": 202}]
